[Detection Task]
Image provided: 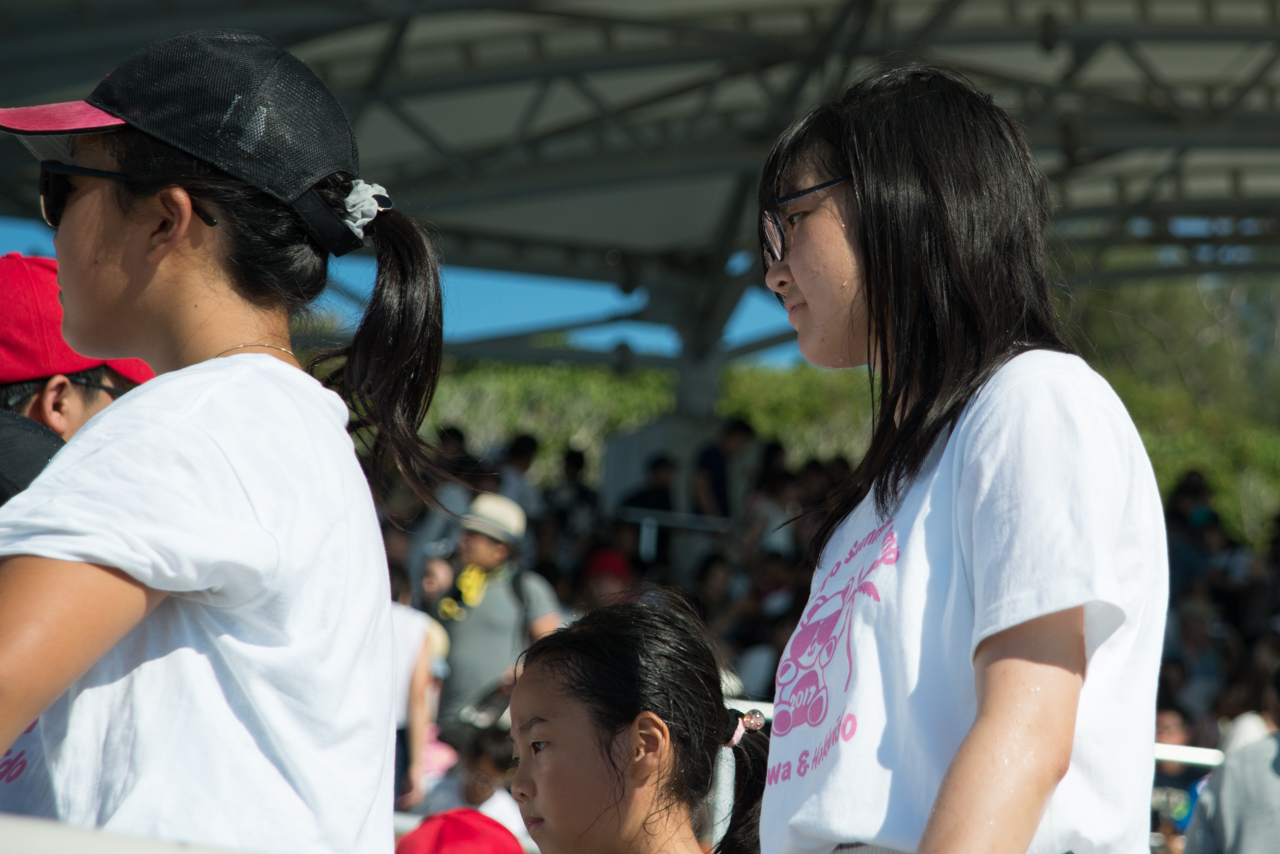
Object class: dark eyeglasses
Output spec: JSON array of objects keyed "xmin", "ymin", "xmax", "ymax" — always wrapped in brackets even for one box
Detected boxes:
[
  {"xmin": 68, "ymin": 378, "xmax": 128, "ymax": 400},
  {"xmin": 39, "ymin": 161, "xmax": 218, "ymax": 230},
  {"xmin": 760, "ymin": 175, "xmax": 852, "ymax": 272}
]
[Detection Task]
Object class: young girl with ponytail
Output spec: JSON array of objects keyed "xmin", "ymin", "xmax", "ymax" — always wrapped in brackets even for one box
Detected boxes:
[
  {"xmin": 508, "ymin": 601, "xmax": 767, "ymax": 854},
  {"xmin": 0, "ymin": 31, "xmax": 444, "ymax": 853}
]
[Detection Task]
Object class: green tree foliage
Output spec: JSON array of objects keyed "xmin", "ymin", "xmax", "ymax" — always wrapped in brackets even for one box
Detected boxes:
[
  {"xmin": 1066, "ymin": 276, "xmax": 1280, "ymax": 547},
  {"xmin": 426, "ymin": 359, "xmax": 672, "ymax": 485}
]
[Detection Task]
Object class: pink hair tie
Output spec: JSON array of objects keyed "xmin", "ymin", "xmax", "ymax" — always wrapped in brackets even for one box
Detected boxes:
[{"xmin": 726, "ymin": 709, "xmax": 766, "ymax": 747}]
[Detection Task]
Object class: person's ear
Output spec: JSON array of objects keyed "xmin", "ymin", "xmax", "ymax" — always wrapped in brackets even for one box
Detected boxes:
[
  {"xmin": 23, "ymin": 375, "xmax": 80, "ymax": 440},
  {"xmin": 145, "ymin": 186, "xmax": 203, "ymax": 265},
  {"xmin": 625, "ymin": 710, "xmax": 670, "ymax": 784}
]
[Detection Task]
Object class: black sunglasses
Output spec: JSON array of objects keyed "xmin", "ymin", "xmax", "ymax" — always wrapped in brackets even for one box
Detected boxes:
[
  {"xmin": 760, "ymin": 175, "xmax": 852, "ymax": 274},
  {"xmin": 68, "ymin": 378, "xmax": 128, "ymax": 400},
  {"xmin": 39, "ymin": 161, "xmax": 218, "ymax": 230}
]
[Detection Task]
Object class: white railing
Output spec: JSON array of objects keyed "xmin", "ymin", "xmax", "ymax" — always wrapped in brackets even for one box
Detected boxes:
[{"xmin": 0, "ymin": 814, "xmax": 233, "ymax": 854}]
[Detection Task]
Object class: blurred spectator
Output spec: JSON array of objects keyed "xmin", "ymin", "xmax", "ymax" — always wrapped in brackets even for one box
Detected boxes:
[
  {"xmin": 794, "ymin": 458, "xmax": 830, "ymax": 555},
  {"xmin": 543, "ymin": 448, "xmax": 600, "ymax": 574},
  {"xmin": 396, "ymin": 809, "xmax": 524, "ymax": 854},
  {"xmin": 1167, "ymin": 471, "xmax": 1214, "ymax": 604},
  {"xmin": 432, "ymin": 495, "xmax": 560, "ymax": 745},
  {"xmin": 390, "ymin": 566, "xmax": 439, "ymax": 809},
  {"xmin": 578, "ymin": 547, "xmax": 634, "ymax": 611},
  {"xmin": 1153, "ymin": 700, "xmax": 1208, "ymax": 845},
  {"xmin": 499, "ymin": 434, "xmax": 545, "ymax": 522},
  {"xmin": 1183, "ymin": 665, "xmax": 1280, "ymax": 854},
  {"xmin": 384, "ymin": 523, "xmax": 413, "ymax": 574},
  {"xmin": 692, "ymin": 418, "xmax": 755, "ymax": 518},
  {"xmin": 746, "ymin": 469, "xmax": 800, "ymax": 560},
  {"xmin": 407, "ymin": 427, "xmax": 481, "ymax": 606},
  {"xmin": 438, "ymin": 426, "xmax": 481, "ymax": 477},
  {"xmin": 1167, "ymin": 597, "xmax": 1229, "ymax": 719},
  {"xmin": 1243, "ymin": 515, "xmax": 1280, "ymax": 639},
  {"xmin": 421, "ymin": 556, "xmax": 455, "ymax": 609},
  {"xmin": 621, "ymin": 454, "xmax": 676, "ymax": 570},
  {"xmin": 827, "ymin": 455, "xmax": 853, "ymax": 486},
  {"xmin": 411, "ymin": 726, "xmax": 535, "ymax": 853},
  {"xmin": 1200, "ymin": 512, "xmax": 1255, "ymax": 632},
  {"xmin": 756, "ymin": 440, "xmax": 788, "ymax": 488},
  {"xmin": 1215, "ymin": 633, "xmax": 1280, "ymax": 755},
  {"xmin": 692, "ymin": 553, "xmax": 734, "ymax": 627}
]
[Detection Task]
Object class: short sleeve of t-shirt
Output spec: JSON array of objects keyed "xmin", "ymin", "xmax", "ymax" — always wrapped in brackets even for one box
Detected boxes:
[
  {"xmin": 0, "ymin": 412, "xmax": 276, "ymax": 607},
  {"xmin": 520, "ymin": 571, "xmax": 560, "ymax": 623},
  {"xmin": 956, "ymin": 357, "xmax": 1132, "ymax": 661}
]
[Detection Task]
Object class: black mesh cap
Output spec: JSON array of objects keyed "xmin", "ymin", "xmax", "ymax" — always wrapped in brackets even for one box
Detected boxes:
[
  {"xmin": 0, "ymin": 30, "xmax": 365, "ymax": 256},
  {"xmin": 89, "ymin": 29, "xmax": 357, "ymax": 205}
]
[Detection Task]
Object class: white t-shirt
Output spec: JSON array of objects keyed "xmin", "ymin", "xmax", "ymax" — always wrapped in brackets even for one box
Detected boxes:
[
  {"xmin": 0, "ymin": 355, "xmax": 395, "ymax": 854},
  {"xmin": 391, "ymin": 602, "xmax": 433, "ymax": 729},
  {"xmin": 759, "ymin": 351, "xmax": 1168, "ymax": 854}
]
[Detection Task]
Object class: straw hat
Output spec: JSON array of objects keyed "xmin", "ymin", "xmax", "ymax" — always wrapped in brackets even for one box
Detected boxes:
[{"xmin": 462, "ymin": 493, "xmax": 526, "ymax": 545}]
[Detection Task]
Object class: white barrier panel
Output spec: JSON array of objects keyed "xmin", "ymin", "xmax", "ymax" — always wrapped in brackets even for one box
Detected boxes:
[
  {"xmin": 1153, "ymin": 743, "xmax": 1223, "ymax": 768},
  {"xmin": 0, "ymin": 814, "xmax": 240, "ymax": 854}
]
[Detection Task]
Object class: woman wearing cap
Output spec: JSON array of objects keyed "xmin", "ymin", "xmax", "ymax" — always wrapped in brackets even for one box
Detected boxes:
[
  {"xmin": 756, "ymin": 68, "xmax": 1167, "ymax": 854},
  {"xmin": 0, "ymin": 31, "xmax": 445, "ymax": 853}
]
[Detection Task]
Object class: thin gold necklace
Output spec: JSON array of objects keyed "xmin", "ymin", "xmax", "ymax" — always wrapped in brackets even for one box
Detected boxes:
[{"xmin": 212, "ymin": 343, "xmax": 295, "ymax": 359}]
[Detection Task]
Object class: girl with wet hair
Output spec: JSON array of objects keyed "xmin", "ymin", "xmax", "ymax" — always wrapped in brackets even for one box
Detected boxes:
[
  {"xmin": 509, "ymin": 600, "xmax": 768, "ymax": 854},
  {"xmin": 756, "ymin": 66, "xmax": 1167, "ymax": 853},
  {"xmin": 0, "ymin": 31, "xmax": 445, "ymax": 852}
]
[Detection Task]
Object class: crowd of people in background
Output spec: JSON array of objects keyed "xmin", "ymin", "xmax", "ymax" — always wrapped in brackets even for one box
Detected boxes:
[
  {"xmin": 373, "ymin": 421, "xmax": 1280, "ymax": 852},
  {"xmin": 1153, "ymin": 470, "xmax": 1280, "ymax": 851}
]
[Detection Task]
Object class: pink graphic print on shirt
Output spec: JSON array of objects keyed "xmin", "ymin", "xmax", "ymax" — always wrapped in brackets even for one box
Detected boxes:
[
  {"xmin": 773, "ymin": 520, "xmax": 897, "ymax": 737},
  {"xmin": 0, "ymin": 720, "xmax": 36, "ymax": 784}
]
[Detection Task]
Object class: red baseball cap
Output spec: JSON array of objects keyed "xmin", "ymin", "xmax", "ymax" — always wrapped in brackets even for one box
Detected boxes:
[
  {"xmin": 0, "ymin": 253, "xmax": 154, "ymax": 385},
  {"xmin": 395, "ymin": 809, "xmax": 524, "ymax": 854}
]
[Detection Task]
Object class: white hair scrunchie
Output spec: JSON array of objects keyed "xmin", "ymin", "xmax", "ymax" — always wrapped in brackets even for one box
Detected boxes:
[{"xmin": 342, "ymin": 179, "xmax": 392, "ymax": 241}]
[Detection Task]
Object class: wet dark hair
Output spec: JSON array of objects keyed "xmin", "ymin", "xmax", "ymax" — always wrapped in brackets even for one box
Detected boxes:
[
  {"xmin": 520, "ymin": 600, "xmax": 766, "ymax": 854},
  {"xmin": 759, "ymin": 66, "xmax": 1074, "ymax": 569},
  {"xmin": 101, "ymin": 127, "xmax": 445, "ymax": 501}
]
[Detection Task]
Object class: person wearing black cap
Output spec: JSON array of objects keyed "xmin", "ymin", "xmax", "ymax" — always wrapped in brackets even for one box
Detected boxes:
[{"xmin": 0, "ymin": 31, "xmax": 446, "ymax": 853}]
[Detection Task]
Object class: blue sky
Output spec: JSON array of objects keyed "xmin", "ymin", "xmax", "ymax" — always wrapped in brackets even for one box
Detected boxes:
[{"xmin": 2, "ymin": 215, "xmax": 800, "ymax": 366}]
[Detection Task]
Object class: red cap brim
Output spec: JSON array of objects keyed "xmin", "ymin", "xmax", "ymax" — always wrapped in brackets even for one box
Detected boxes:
[
  {"xmin": 106, "ymin": 358, "xmax": 156, "ymax": 386},
  {"xmin": 0, "ymin": 100, "xmax": 126, "ymax": 135}
]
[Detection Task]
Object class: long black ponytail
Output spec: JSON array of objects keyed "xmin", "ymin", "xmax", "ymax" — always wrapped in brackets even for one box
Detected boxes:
[
  {"xmin": 104, "ymin": 128, "xmax": 446, "ymax": 502},
  {"xmin": 311, "ymin": 206, "xmax": 444, "ymax": 502},
  {"xmin": 521, "ymin": 599, "xmax": 767, "ymax": 854}
]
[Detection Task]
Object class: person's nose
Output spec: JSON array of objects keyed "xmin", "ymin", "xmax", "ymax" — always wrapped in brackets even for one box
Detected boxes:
[
  {"xmin": 764, "ymin": 259, "xmax": 792, "ymax": 305},
  {"xmin": 510, "ymin": 758, "xmax": 533, "ymax": 803}
]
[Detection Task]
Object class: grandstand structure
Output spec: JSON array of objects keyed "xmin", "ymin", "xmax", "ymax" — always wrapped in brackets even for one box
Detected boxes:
[{"xmin": 0, "ymin": 0, "xmax": 1279, "ymax": 412}]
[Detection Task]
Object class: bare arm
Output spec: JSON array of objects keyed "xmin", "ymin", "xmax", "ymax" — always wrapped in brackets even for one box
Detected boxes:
[
  {"xmin": 396, "ymin": 631, "xmax": 435, "ymax": 809},
  {"xmin": 0, "ymin": 555, "xmax": 167, "ymax": 752},
  {"xmin": 916, "ymin": 606, "xmax": 1086, "ymax": 854}
]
